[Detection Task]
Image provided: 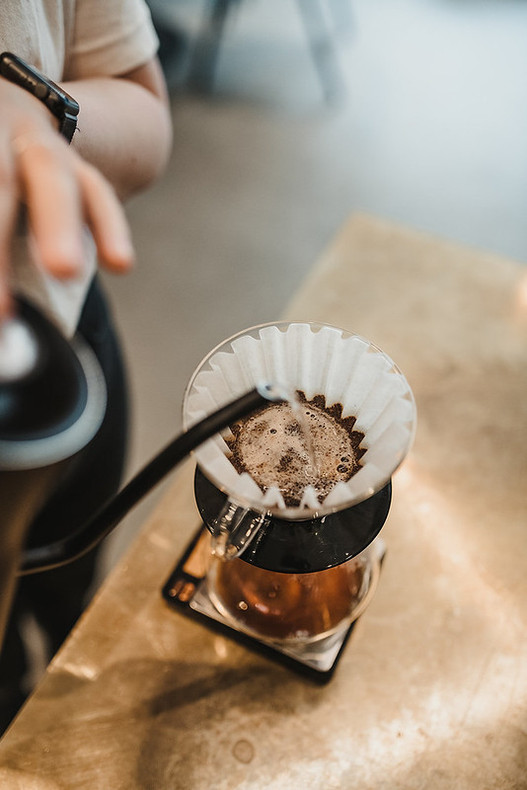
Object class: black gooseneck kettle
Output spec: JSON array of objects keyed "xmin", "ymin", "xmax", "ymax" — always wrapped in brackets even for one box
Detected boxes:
[{"xmin": 0, "ymin": 296, "xmax": 281, "ymax": 649}]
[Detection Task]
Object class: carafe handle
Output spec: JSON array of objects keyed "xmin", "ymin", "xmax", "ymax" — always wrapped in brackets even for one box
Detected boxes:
[{"xmin": 210, "ymin": 500, "xmax": 268, "ymax": 560}]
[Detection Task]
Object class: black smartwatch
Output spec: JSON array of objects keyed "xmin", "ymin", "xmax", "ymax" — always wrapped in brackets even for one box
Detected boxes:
[{"xmin": 0, "ymin": 51, "xmax": 79, "ymax": 143}]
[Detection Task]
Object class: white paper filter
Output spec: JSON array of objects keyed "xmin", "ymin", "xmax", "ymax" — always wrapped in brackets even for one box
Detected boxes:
[{"xmin": 184, "ymin": 323, "xmax": 416, "ymax": 519}]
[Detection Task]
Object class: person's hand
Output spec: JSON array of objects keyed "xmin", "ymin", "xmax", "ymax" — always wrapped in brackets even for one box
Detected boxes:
[{"xmin": 0, "ymin": 79, "xmax": 134, "ymax": 318}]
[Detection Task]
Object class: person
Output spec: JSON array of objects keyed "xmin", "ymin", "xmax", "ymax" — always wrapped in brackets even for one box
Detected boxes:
[{"xmin": 0, "ymin": 0, "xmax": 172, "ymax": 733}]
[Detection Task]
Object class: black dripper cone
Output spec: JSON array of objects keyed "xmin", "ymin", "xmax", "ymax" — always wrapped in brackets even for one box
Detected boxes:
[{"xmin": 194, "ymin": 468, "xmax": 391, "ymax": 573}]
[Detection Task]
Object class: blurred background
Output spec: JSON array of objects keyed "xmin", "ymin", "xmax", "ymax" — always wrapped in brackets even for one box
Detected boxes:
[{"xmin": 98, "ymin": 0, "xmax": 527, "ymax": 576}]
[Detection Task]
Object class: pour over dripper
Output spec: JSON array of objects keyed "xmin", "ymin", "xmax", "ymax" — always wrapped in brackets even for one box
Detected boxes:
[{"xmin": 183, "ymin": 321, "xmax": 416, "ymax": 570}]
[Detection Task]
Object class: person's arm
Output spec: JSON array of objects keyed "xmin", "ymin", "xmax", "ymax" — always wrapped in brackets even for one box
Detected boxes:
[
  {"xmin": 65, "ymin": 57, "xmax": 172, "ymax": 200},
  {"xmin": 0, "ymin": 56, "xmax": 171, "ymax": 319}
]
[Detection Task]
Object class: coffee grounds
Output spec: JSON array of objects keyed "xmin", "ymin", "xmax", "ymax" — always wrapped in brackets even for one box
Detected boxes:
[{"xmin": 225, "ymin": 390, "xmax": 365, "ymax": 508}]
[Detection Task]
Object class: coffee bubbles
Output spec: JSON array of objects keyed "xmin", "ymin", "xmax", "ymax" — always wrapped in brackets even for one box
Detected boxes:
[{"xmin": 226, "ymin": 391, "xmax": 365, "ymax": 508}]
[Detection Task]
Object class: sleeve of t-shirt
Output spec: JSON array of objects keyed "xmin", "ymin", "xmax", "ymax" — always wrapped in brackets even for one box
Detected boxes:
[{"xmin": 64, "ymin": 0, "xmax": 159, "ymax": 79}]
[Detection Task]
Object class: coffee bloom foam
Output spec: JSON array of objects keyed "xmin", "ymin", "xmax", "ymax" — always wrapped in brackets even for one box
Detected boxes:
[
  {"xmin": 183, "ymin": 322, "xmax": 416, "ymax": 519},
  {"xmin": 225, "ymin": 398, "xmax": 364, "ymax": 507}
]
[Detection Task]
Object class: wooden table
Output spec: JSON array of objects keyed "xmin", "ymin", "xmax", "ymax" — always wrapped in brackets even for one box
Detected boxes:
[{"xmin": 1, "ymin": 214, "xmax": 526, "ymax": 789}]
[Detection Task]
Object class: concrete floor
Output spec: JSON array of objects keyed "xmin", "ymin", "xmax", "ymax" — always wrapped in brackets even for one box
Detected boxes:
[{"xmin": 98, "ymin": 0, "xmax": 527, "ymax": 576}]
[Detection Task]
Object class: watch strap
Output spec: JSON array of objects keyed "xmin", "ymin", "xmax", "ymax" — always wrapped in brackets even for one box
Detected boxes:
[
  {"xmin": 59, "ymin": 112, "xmax": 79, "ymax": 144},
  {"xmin": 0, "ymin": 52, "xmax": 79, "ymax": 143}
]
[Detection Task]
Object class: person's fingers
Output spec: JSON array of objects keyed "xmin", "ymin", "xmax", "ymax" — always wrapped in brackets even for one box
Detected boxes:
[
  {"xmin": 0, "ymin": 220, "xmax": 14, "ymax": 319},
  {"xmin": 14, "ymin": 136, "xmax": 85, "ymax": 278},
  {"xmin": 0, "ymin": 149, "xmax": 17, "ymax": 318},
  {"xmin": 77, "ymin": 161, "xmax": 134, "ymax": 273},
  {"xmin": 4, "ymin": 128, "xmax": 134, "ymax": 318}
]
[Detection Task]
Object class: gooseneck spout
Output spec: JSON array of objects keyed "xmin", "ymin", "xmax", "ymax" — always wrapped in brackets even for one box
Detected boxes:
[{"xmin": 20, "ymin": 383, "xmax": 284, "ymax": 575}]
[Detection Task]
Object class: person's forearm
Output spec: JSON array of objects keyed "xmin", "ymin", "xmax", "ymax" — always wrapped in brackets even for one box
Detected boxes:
[
  {"xmin": 0, "ymin": 59, "xmax": 170, "ymax": 317},
  {"xmin": 64, "ymin": 61, "xmax": 172, "ymax": 201}
]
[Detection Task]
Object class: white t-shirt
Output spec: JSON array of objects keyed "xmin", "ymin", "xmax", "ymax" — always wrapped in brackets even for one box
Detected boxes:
[{"xmin": 0, "ymin": 0, "xmax": 159, "ymax": 335}]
